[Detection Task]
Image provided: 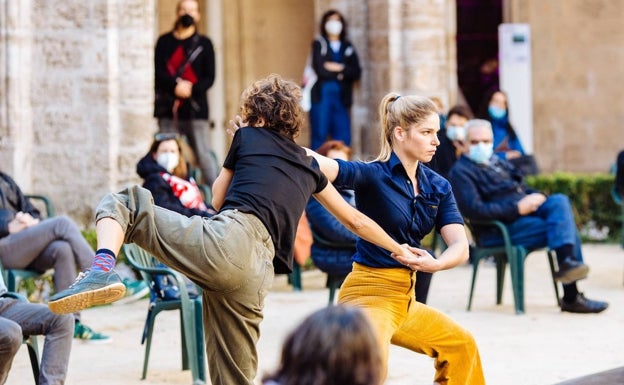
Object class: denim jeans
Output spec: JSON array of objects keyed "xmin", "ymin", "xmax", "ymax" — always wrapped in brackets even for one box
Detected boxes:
[
  {"xmin": 0, "ymin": 216, "xmax": 94, "ymax": 320},
  {"xmin": 96, "ymin": 185, "xmax": 274, "ymax": 385},
  {"xmin": 481, "ymin": 193, "xmax": 584, "ymax": 265},
  {"xmin": 309, "ymin": 81, "xmax": 351, "ymax": 150},
  {"xmin": 0, "ymin": 297, "xmax": 73, "ymax": 385}
]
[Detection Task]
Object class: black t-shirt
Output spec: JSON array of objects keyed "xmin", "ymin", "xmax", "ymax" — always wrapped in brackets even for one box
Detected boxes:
[{"xmin": 222, "ymin": 127, "xmax": 328, "ymax": 273}]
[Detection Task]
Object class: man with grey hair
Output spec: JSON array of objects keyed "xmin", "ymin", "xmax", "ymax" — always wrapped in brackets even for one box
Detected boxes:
[{"xmin": 448, "ymin": 119, "xmax": 608, "ymax": 313}]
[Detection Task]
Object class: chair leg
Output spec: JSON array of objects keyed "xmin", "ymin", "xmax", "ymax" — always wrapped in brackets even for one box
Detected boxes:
[
  {"xmin": 508, "ymin": 248, "xmax": 525, "ymax": 314},
  {"xmin": 467, "ymin": 259, "xmax": 480, "ymax": 311},
  {"xmin": 194, "ymin": 298, "xmax": 207, "ymax": 383},
  {"xmin": 142, "ymin": 311, "xmax": 158, "ymax": 380},
  {"xmin": 25, "ymin": 336, "xmax": 40, "ymax": 385},
  {"xmin": 288, "ymin": 263, "xmax": 302, "ymax": 291},
  {"xmin": 495, "ymin": 256, "xmax": 506, "ymax": 305},
  {"xmin": 547, "ymin": 250, "xmax": 561, "ymax": 307}
]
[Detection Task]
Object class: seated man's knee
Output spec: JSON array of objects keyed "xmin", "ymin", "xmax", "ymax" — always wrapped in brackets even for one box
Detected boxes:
[{"xmin": 0, "ymin": 320, "xmax": 23, "ymax": 356}]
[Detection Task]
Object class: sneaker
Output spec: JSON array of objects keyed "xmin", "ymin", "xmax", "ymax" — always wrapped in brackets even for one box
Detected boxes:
[
  {"xmin": 561, "ymin": 293, "xmax": 609, "ymax": 314},
  {"xmin": 48, "ymin": 269, "xmax": 126, "ymax": 314},
  {"xmin": 113, "ymin": 279, "xmax": 149, "ymax": 305},
  {"xmin": 554, "ymin": 257, "xmax": 589, "ymax": 284},
  {"xmin": 74, "ymin": 321, "xmax": 111, "ymax": 344}
]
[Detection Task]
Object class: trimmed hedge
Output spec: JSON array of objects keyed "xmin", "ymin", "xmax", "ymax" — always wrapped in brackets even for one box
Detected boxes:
[{"xmin": 526, "ymin": 172, "xmax": 620, "ymax": 242}]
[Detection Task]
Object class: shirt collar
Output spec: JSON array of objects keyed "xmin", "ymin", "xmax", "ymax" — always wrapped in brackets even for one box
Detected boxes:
[{"xmin": 387, "ymin": 152, "xmax": 435, "ymax": 195}]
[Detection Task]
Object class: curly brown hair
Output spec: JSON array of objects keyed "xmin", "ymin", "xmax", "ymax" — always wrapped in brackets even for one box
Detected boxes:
[{"xmin": 239, "ymin": 74, "xmax": 303, "ymax": 140}]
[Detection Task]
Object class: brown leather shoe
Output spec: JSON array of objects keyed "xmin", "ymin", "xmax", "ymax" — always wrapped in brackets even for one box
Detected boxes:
[{"xmin": 561, "ymin": 293, "xmax": 608, "ymax": 314}]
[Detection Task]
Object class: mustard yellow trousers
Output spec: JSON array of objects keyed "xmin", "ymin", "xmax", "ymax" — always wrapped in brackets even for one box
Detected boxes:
[{"xmin": 338, "ymin": 263, "xmax": 486, "ymax": 385}]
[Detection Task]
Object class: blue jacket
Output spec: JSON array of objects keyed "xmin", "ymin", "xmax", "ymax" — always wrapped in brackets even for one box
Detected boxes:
[
  {"xmin": 305, "ymin": 189, "xmax": 357, "ymax": 276},
  {"xmin": 447, "ymin": 155, "xmax": 537, "ymax": 223}
]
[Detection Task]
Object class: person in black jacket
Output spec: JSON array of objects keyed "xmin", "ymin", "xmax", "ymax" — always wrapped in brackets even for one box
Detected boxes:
[
  {"xmin": 154, "ymin": 0, "xmax": 217, "ymax": 186},
  {"xmin": 309, "ymin": 9, "xmax": 361, "ymax": 150},
  {"xmin": 136, "ymin": 133, "xmax": 215, "ymax": 218}
]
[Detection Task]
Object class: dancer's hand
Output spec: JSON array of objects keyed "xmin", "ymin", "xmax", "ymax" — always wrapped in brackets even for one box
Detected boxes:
[
  {"xmin": 227, "ymin": 115, "xmax": 247, "ymax": 137},
  {"xmin": 392, "ymin": 245, "xmax": 440, "ymax": 273}
]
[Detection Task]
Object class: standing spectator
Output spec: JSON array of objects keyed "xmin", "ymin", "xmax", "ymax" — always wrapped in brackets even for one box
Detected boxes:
[
  {"xmin": 262, "ymin": 305, "xmax": 383, "ymax": 385},
  {"xmin": 0, "ymin": 170, "xmax": 115, "ymax": 342},
  {"xmin": 428, "ymin": 104, "xmax": 473, "ymax": 179},
  {"xmin": 478, "ymin": 88, "xmax": 525, "ymax": 161},
  {"xmin": 308, "ymin": 93, "xmax": 485, "ymax": 384},
  {"xmin": 0, "ymin": 273, "xmax": 74, "ymax": 385},
  {"xmin": 309, "ymin": 9, "xmax": 361, "ymax": 150},
  {"xmin": 136, "ymin": 132, "xmax": 215, "ymax": 218},
  {"xmin": 154, "ymin": 0, "xmax": 217, "ymax": 186},
  {"xmin": 448, "ymin": 119, "xmax": 608, "ymax": 313}
]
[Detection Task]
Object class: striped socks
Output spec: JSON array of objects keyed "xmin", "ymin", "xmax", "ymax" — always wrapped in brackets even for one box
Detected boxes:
[{"xmin": 92, "ymin": 248, "xmax": 117, "ymax": 272}]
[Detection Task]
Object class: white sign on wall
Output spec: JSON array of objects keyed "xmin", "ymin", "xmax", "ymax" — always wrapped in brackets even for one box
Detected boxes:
[{"xmin": 498, "ymin": 23, "xmax": 533, "ymax": 153}]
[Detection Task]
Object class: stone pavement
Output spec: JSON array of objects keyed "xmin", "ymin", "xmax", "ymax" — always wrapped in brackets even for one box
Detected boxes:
[{"xmin": 7, "ymin": 244, "xmax": 624, "ymax": 385}]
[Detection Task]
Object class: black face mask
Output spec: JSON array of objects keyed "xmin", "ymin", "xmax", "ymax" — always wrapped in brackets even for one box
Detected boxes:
[{"xmin": 178, "ymin": 14, "xmax": 194, "ymax": 28}]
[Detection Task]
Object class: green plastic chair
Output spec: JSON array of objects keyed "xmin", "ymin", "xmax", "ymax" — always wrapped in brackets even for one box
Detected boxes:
[
  {"xmin": 3, "ymin": 194, "xmax": 55, "ymax": 293},
  {"xmin": 0, "ymin": 270, "xmax": 40, "ymax": 385},
  {"xmin": 465, "ymin": 218, "xmax": 560, "ymax": 314},
  {"xmin": 122, "ymin": 243, "xmax": 206, "ymax": 385}
]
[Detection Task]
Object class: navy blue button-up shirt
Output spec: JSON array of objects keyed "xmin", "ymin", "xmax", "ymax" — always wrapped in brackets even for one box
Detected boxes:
[{"xmin": 334, "ymin": 152, "xmax": 463, "ymax": 268}]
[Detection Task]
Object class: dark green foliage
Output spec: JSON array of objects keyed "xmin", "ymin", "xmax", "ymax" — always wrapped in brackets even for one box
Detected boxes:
[{"xmin": 526, "ymin": 172, "xmax": 620, "ymax": 242}]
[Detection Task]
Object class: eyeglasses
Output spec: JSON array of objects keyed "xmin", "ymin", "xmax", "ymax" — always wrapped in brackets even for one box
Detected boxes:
[{"xmin": 154, "ymin": 132, "xmax": 180, "ymax": 142}]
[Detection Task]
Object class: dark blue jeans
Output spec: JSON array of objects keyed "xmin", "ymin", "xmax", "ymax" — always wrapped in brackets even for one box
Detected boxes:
[
  {"xmin": 482, "ymin": 193, "xmax": 583, "ymax": 265},
  {"xmin": 309, "ymin": 81, "xmax": 351, "ymax": 150}
]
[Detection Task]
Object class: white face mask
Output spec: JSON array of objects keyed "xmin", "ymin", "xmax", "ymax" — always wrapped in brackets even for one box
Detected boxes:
[
  {"xmin": 446, "ymin": 125, "xmax": 466, "ymax": 141},
  {"xmin": 156, "ymin": 152, "xmax": 179, "ymax": 173},
  {"xmin": 468, "ymin": 142, "xmax": 494, "ymax": 164},
  {"xmin": 325, "ymin": 20, "xmax": 343, "ymax": 36}
]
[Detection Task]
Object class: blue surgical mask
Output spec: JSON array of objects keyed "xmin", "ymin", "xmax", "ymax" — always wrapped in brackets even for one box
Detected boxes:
[
  {"xmin": 468, "ymin": 142, "xmax": 494, "ymax": 164},
  {"xmin": 488, "ymin": 105, "xmax": 507, "ymax": 120},
  {"xmin": 446, "ymin": 125, "xmax": 466, "ymax": 141}
]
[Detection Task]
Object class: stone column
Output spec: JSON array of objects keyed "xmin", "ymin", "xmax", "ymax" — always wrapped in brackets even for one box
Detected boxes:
[{"xmin": 0, "ymin": 0, "xmax": 34, "ymax": 190}]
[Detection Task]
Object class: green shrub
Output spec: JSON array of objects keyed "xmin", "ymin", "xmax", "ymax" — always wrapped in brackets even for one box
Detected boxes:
[{"xmin": 526, "ymin": 172, "xmax": 621, "ymax": 242}]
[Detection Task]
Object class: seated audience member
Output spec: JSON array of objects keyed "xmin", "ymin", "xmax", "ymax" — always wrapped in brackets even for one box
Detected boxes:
[
  {"xmin": 136, "ymin": 133, "xmax": 215, "ymax": 218},
  {"xmin": 0, "ymin": 271, "xmax": 73, "ymax": 384},
  {"xmin": 305, "ymin": 140, "xmax": 357, "ymax": 278},
  {"xmin": 262, "ymin": 305, "xmax": 383, "ymax": 385},
  {"xmin": 0, "ymin": 170, "xmax": 123, "ymax": 342},
  {"xmin": 616, "ymin": 150, "xmax": 624, "ymax": 197},
  {"xmin": 428, "ymin": 104, "xmax": 473, "ymax": 178},
  {"xmin": 478, "ymin": 88, "xmax": 525, "ymax": 160},
  {"xmin": 447, "ymin": 119, "xmax": 608, "ymax": 313}
]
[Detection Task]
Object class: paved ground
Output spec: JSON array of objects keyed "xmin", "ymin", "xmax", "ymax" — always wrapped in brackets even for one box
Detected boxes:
[{"xmin": 7, "ymin": 243, "xmax": 624, "ymax": 385}]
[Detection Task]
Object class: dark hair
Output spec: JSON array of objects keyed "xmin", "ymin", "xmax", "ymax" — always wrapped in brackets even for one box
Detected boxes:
[
  {"xmin": 319, "ymin": 9, "xmax": 348, "ymax": 41},
  {"xmin": 263, "ymin": 305, "xmax": 382, "ymax": 385},
  {"xmin": 239, "ymin": 74, "xmax": 303, "ymax": 140},
  {"xmin": 315, "ymin": 140, "xmax": 351, "ymax": 158},
  {"xmin": 446, "ymin": 104, "xmax": 474, "ymax": 121},
  {"xmin": 477, "ymin": 88, "xmax": 518, "ymax": 140}
]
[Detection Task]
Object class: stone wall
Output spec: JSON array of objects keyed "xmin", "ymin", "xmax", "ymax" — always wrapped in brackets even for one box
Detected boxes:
[
  {"xmin": 0, "ymin": 0, "xmax": 155, "ymax": 226},
  {"xmin": 510, "ymin": 0, "xmax": 623, "ymax": 173}
]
